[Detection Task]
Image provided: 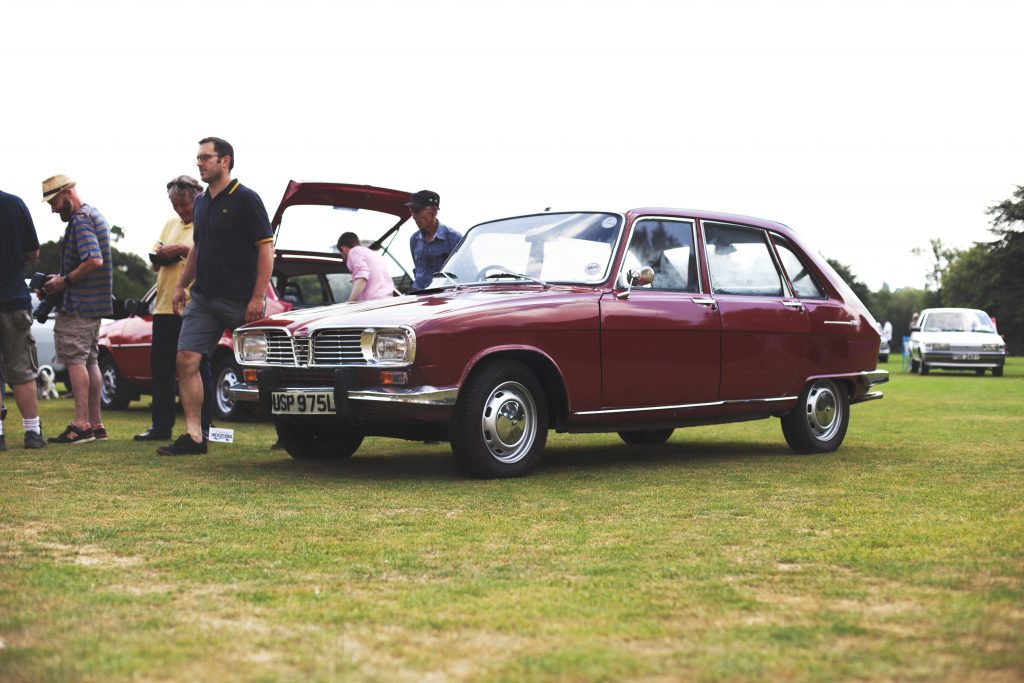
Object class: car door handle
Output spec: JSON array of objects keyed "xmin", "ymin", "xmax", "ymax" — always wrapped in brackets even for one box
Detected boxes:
[
  {"xmin": 782, "ymin": 300, "xmax": 804, "ymax": 310},
  {"xmin": 691, "ymin": 296, "xmax": 718, "ymax": 310}
]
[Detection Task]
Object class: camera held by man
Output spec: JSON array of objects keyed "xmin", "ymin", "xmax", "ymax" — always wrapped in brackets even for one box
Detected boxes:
[{"xmin": 28, "ymin": 272, "xmax": 61, "ymax": 324}]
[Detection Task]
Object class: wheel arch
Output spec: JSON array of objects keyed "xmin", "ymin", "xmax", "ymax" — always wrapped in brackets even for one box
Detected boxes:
[{"xmin": 460, "ymin": 348, "xmax": 569, "ymax": 430}]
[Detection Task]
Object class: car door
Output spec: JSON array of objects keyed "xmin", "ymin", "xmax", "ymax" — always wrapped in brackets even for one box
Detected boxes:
[
  {"xmin": 600, "ymin": 217, "xmax": 721, "ymax": 409},
  {"xmin": 703, "ymin": 221, "xmax": 810, "ymax": 400}
]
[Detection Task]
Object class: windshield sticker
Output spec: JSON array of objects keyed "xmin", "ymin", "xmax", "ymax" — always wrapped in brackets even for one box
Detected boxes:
[
  {"xmin": 585, "ymin": 262, "xmax": 601, "ymax": 276},
  {"xmin": 601, "ymin": 217, "xmax": 617, "ymax": 229}
]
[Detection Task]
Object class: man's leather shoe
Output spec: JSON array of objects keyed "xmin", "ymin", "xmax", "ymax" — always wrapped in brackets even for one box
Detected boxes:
[{"xmin": 134, "ymin": 428, "xmax": 171, "ymax": 442}]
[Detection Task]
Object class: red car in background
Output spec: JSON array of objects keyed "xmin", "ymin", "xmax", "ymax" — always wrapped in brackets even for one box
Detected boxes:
[{"xmin": 97, "ymin": 181, "xmax": 416, "ymax": 421}]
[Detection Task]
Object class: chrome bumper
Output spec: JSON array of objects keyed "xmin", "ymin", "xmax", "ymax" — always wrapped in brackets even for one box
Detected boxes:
[{"xmin": 228, "ymin": 382, "xmax": 458, "ymax": 407}]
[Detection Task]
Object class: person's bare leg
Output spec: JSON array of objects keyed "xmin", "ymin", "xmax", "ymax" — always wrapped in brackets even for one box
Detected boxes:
[
  {"xmin": 86, "ymin": 361, "xmax": 103, "ymax": 428},
  {"xmin": 66, "ymin": 363, "xmax": 91, "ymax": 429},
  {"xmin": 176, "ymin": 350, "xmax": 204, "ymax": 443},
  {"xmin": 12, "ymin": 380, "xmax": 39, "ymax": 421}
]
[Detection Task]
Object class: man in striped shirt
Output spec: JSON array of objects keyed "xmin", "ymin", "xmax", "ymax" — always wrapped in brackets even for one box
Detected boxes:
[{"xmin": 40, "ymin": 175, "xmax": 113, "ymax": 444}]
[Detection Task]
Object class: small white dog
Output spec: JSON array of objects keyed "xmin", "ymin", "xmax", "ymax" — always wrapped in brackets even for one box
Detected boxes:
[{"xmin": 37, "ymin": 365, "xmax": 60, "ymax": 400}]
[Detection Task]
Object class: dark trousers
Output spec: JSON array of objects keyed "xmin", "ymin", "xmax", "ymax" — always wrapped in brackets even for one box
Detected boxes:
[{"xmin": 151, "ymin": 314, "xmax": 212, "ymax": 435}]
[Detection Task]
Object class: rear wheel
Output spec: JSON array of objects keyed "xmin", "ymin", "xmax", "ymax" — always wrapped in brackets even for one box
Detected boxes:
[
  {"xmin": 618, "ymin": 428, "xmax": 674, "ymax": 445},
  {"xmin": 993, "ymin": 366, "xmax": 1004, "ymax": 377},
  {"xmin": 450, "ymin": 360, "xmax": 548, "ymax": 478},
  {"xmin": 976, "ymin": 368, "xmax": 986, "ymax": 376},
  {"xmin": 781, "ymin": 379, "xmax": 850, "ymax": 454},
  {"xmin": 274, "ymin": 417, "xmax": 363, "ymax": 461},
  {"xmin": 99, "ymin": 353, "xmax": 132, "ymax": 409}
]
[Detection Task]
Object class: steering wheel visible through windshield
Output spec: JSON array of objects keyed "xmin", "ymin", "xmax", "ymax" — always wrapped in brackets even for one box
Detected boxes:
[{"xmin": 429, "ymin": 212, "xmax": 623, "ymax": 288}]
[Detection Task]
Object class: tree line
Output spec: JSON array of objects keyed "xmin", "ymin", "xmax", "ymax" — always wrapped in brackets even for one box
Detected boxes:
[{"xmin": 834, "ymin": 185, "xmax": 1023, "ymax": 355}]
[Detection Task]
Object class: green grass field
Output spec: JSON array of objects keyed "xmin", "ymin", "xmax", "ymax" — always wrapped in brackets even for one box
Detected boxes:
[{"xmin": 2, "ymin": 358, "xmax": 1022, "ymax": 682}]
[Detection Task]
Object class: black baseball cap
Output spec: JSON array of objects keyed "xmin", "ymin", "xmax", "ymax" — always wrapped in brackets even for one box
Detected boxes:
[{"xmin": 405, "ymin": 189, "xmax": 440, "ymax": 209}]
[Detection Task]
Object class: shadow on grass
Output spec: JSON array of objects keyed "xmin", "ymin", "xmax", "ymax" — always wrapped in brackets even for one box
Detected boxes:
[{"xmin": 225, "ymin": 437, "xmax": 791, "ymax": 482}]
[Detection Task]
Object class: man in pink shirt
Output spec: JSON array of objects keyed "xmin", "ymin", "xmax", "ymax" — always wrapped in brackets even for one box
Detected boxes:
[{"xmin": 337, "ymin": 232, "xmax": 394, "ymax": 301}]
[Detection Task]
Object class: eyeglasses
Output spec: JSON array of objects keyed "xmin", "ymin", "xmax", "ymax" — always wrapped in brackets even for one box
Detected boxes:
[{"xmin": 195, "ymin": 154, "xmax": 221, "ymax": 163}]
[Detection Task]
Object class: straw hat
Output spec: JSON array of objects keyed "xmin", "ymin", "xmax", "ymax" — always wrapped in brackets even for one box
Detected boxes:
[{"xmin": 41, "ymin": 174, "xmax": 76, "ymax": 203}]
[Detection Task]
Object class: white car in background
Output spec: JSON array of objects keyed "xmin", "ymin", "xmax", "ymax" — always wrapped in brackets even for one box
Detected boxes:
[{"xmin": 908, "ymin": 307, "xmax": 1006, "ymax": 376}]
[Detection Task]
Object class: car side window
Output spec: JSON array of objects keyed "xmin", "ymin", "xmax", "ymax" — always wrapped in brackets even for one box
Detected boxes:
[
  {"xmin": 703, "ymin": 222, "xmax": 784, "ymax": 296},
  {"xmin": 623, "ymin": 219, "xmax": 699, "ymax": 292},
  {"xmin": 771, "ymin": 234, "xmax": 826, "ymax": 299}
]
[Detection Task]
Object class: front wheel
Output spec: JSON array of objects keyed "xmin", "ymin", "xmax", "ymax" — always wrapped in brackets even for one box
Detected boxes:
[
  {"xmin": 919, "ymin": 362, "xmax": 930, "ymax": 375},
  {"xmin": 993, "ymin": 366, "xmax": 1004, "ymax": 377},
  {"xmin": 450, "ymin": 360, "xmax": 548, "ymax": 478},
  {"xmin": 212, "ymin": 356, "xmax": 247, "ymax": 421},
  {"xmin": 274, "ymin": 416, "xmax": 363, "ymax": 461},
  {"xmin": 781, "ymin": 379, "xmax": 850, "ymax": 454},
  {"xmin": 99, "ymin": 353, "xmax": 132, "ymax": 409},
  {"xmin": 618, "ymin": 428, "xmax": 674, "ymax": 445}
]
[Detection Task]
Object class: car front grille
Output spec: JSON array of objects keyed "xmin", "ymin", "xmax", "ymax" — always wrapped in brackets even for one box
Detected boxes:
[
  {"xmin": 261, "ymin": 329, "xmax": 363, "ymax": 367},
  {"xmin": 313, "ymin": 330, "xmax": 364, "ymax": 365}
]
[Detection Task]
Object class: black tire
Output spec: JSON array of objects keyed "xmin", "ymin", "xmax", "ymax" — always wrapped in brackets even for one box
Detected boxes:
[
  {"xmin": 99, "ymin": 353, "xmax": 132, "ymax": 409},
  {"xmin": 976, "ymin": 368, "xmax": 986, "ymax": 376},
  {"xmin": 274, "ymin": 416, "xmax": 363, "ymax": 461},
  {"xmin": 781, "ymin": 379, "xmax": 850, "ymax": 454},
  {"xmin": 910, "ymin": 358, "xmax": 920, "ymax": 373},
  {"xmin": 919, "ymin": 362, "xmax": 930, "ymax": 375},
  {"xmin": 450, "ymin": 360, "xmax": 548, "ymax": 478},
  {"xmin": 993, "ymin": 366, "xmax": 1003, "ymax": 377},
  {"xmin": 879, "ymin": 354, "xmax": 889, "ymax": 363},
  {"xmin": 618, "ymin": 428, "xmax": 674, "ymax": 445},
  {"xmin": 212, "ymin": 356, "xmax": 246, "ymax": 422}
]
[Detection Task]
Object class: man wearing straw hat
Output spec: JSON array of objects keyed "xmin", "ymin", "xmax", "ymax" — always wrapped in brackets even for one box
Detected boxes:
[{"xmin": 39, "ymin": 174, "xmax": 113, "ymax": 444}]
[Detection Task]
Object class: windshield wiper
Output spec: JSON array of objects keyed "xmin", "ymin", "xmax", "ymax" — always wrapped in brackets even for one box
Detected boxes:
[
  {"xmin": 484, "ymin": 272, "xmax": 550, "ymax": 288},
  {"xmin": 432, "ymin": 271, "xmax": 461, "ymax": 289}
]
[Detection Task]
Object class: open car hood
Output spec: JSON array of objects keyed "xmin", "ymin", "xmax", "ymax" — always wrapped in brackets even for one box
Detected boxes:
[{"xmin": 271, "ymin": 181, "xmax": 411, "ymax": 249}]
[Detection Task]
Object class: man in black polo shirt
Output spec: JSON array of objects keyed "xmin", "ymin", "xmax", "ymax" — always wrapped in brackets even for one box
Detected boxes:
[{"xmin": 158, "ymin": 137, "xmax": 274, "ymax": 456}]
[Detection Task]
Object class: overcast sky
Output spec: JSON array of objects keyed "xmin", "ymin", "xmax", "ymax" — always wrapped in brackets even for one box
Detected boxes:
[{"xmin": 4, "ymin": 0, "xmax": 1022, "ymax": 292}]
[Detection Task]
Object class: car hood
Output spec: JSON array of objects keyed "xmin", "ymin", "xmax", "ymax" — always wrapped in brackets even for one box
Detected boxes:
[
  {"xmin": 271, "ymin": 180, "xmax": 410, "ymax": 247},
  {"xmin": 243, "ymin": 286, "xmax": 597, "ymax": 333}
]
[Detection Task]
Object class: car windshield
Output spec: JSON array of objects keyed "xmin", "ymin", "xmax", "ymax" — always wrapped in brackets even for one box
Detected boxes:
[
  {"xmin": 923, "ymin": 310, "xmax": 997, "ymax": 333},
  {"xmin": 430, "ymin": 212, "xmax": 623, "ymax": 287}
]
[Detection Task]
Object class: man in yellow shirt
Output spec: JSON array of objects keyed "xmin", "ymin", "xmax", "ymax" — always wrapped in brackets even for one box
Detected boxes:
[{"xmin": 134, "ymin": 176, "xmax": 212, "ymax": 441}]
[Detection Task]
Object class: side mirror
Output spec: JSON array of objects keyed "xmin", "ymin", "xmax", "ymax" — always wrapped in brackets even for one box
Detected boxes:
[
  {"xmin": 124, "ymin": 298, "xmax": 150, "ymax": 317},
  {"xmin": 909, "ymin": 326, "xmax": 920, "ymax": 333},
  {"xmin": 615, "ymin": 266, "xmax": 655, "ymax": 299}
]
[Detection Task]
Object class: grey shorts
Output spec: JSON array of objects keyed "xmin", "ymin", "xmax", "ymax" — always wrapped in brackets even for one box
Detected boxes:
[
  {"xmin": 0, "ymin": 309, "xmax": 39, "ymax": 385},
  {"xmin": 54, "ymin": 312, "xmax": 101, "ymax": 366},
  {"xmin": 178, "ymin": 291, "xmax": 248, "ymax": 356}
]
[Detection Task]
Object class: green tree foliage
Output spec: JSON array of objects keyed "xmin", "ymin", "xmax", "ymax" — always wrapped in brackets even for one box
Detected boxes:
[
  {"xmin": 937, "ymin": 184, "xmax": 1024, "ymax": 354},
  {"xmin": 27, "ymin": 240, "xmax": 155, "ymax": 300}
]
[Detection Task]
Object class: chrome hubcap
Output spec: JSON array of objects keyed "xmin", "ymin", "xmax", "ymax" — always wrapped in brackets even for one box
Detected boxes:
[
  {"xmin": 480, "ymin": 381, "xmax": 536, "ymax": 464},
  {"xmin": 217, "ymin": 367, "xmax": 237, "ymax": 412},
  {"xmin": 101, "ymin": 367, "xmax": 117, "ymax": 402},
  {"xmin": 805, "ymin": 381, "xmax": 842, "ymax": 441}
]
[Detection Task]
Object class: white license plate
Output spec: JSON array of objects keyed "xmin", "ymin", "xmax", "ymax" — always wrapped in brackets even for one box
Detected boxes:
[
  {"xmin": 952, "ymin": 353, "xmax": 980, "ymax": 361},
  {"xmin": 271, "ymin": 391, "xmax": 336, "ymax": 415}
]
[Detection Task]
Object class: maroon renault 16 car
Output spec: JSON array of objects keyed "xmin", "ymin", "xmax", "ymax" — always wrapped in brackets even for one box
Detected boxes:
[{"xmin": 231, "ymin": 208, "xmax": 888, "ymax": 478}]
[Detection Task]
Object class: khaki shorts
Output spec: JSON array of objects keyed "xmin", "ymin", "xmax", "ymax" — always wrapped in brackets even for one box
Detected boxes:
[
  {"xmin": 0, "ymin": 309, "xmax": 39, "ymax": 385},
  {"xmin": 54, "ymin": 313, "xmax": 102, "ymax": 365}
]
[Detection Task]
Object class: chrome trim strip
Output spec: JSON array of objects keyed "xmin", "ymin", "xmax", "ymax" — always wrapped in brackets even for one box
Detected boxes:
[
  {"xmin": 109, "ymin": 342, "xmax": 151, "ymax": 349},
  {"xmin": 824, "ymin": 320, "xmax": 858, "ymax": 326},
  {"xmin": 575, "ymin": 395, "xmax": 797, "ymax": 417},
  {"xmin": 349, "ymin": 386, "xmax": 458, "ymax": 406},
  {"xmin": 863, "ymin": 370, "xmax": 889, "ymax": 386},
  {"xmin": 228, "ymin": 383, "xmax": 259, "ymax": 401},
  {"xmin": 852, "ymin": 391, "xmax": 884, "ymax": 404}
]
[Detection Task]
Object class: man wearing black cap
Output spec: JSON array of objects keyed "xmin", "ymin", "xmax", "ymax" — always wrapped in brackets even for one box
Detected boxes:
[{"xmin": 405, "ymin": 190, "xmax": 462, "ymax": 290}]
